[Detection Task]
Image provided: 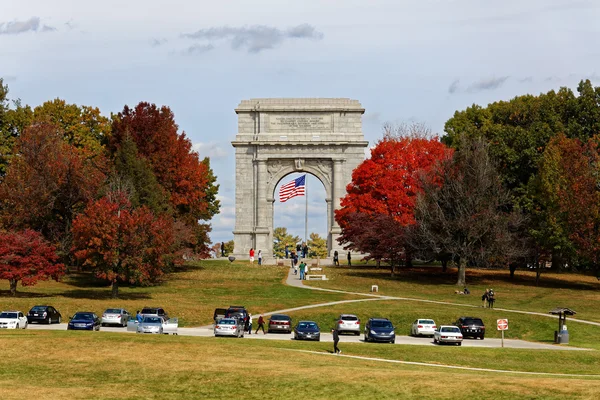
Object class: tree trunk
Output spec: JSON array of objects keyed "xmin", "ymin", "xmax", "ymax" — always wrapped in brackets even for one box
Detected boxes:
[
  {"xmin": 441, "ymin": 259, "xmax": 448, "ymax": 273},
  {"xmin": 456, "ymin": 260, "xmax": 466, "ymax": 286},
  {"xmin": 376, "ymin": 259, "xmax": 380, "ymax": 269},
  {"xmin": 111, "ymin": 280, "xmax": 119, "ymax": 298},
  {"xmin": 509, "ymin": 263, "xmax": 517, "ymax": 279},
  {"xmin": 9, "ymin": 279, "xmax": 17, "ymax": 296}
]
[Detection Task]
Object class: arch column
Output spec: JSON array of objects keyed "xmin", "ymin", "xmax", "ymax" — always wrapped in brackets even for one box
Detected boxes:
[
  {"xmin": 329, "ymin": 159, "xmax": 344, "ymax": 256},
  {"xmin": 255, "ymin": 160, "xmax": 271, "ymax": 258}
]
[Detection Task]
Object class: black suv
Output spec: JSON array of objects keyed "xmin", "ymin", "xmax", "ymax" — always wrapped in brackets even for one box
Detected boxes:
[
  {"xmin": 27, "ymin": 305, "xmax": 62, "ymax": 324},
  {"xmin": 225, "ymin": 306, "xmax": 249, "ymax": 326},
  {"xmin": 364, "ymin": 318, "xmax": 396, "ymax": 343},
  {"xmin": 454, "ymin": 316, "xmax": 485, "ymax": 339},
  {"xmin": 140, "ymin": 307, "xmax": 169, "ymax": 321}
]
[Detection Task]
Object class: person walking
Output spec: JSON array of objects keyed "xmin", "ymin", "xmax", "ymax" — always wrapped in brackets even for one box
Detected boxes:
[
  {"xmin": 296, "ymin": 243, "xmax": 301, "ymax": 256},
  {"xmin": 221, "ymin": 241, "xmax": 225, "ymax": 257},
  {"xmin": 333, "ymin": 250, "xmax": 339, "ymax": 266},
  {"xmin": 285, "ymin": 244, "xmax": 289, "ymax": 259},
  {"xmin": 332, "ymin": 329, "xmax": 341, "ymax": 354},
  {"xmin": 481, "ymin": 289, "xmax": 489, "ymax": 308},
  {"xmin": 303, "ymin": 243, "xmax": 309, "ymax": 258},
  {"xmin": 299, "ymin": 261, "xmax": 306, "ymax": 280},
  {"xmin": 247, "ymin": 313, "xmax": 253, "ymax": 334},
  {"xmin": 255, "ymin": 315, "xmax": 266, "ymax": 334},
  {"xmin": 136, "ymin": 310, "xmax": 143, "ymax": 323},
  {"xmin": 347, "ymin": 251, "xmax": 352, "ymax": 266},
  {"xmin": 249, "ymin": 248, "xmax": 255, "ymax": 264},
  {"xmin": 258, "ymin": 250, "xmax": 262, "ymax": 265}
]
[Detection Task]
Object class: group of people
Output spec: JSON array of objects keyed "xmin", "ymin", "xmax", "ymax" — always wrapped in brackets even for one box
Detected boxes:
[
  {"xmin": 292, "ymin": 260, "xmax": 309, "ymax": 280},
  {"xmin": 481, "ymin": 288, "xmax": 496, "ymax": 308},
  {"xmin": 285, "ymin": 243, "xmax": 309, "ymax": 259},
  {"xmin": 332, "ymin": 250, "xmax": 351, "ymax": 266},
  {"xmin": 248, "ymin": 248, "xmax": 263, "ymax": 265}
]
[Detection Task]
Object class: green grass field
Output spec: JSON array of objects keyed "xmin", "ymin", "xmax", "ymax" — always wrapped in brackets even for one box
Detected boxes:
[{"xmin": 1, "ymin": 260, "xmax": 599, "ymax": 399}]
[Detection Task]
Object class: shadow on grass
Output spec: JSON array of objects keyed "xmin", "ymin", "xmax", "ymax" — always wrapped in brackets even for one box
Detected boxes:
[
  {"xmin": 0, "ymin": 290, "xmax": 53, "ymax": 298},
  {"xmin": 341, "ymin": 265, "xmax": 600, "ymax": 291},
  {"xmin": 59, "ymin": 289, "xmax": 152, "ymax": 300}
]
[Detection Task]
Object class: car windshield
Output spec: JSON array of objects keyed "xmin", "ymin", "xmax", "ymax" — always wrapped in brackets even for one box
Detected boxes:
[
  {"xmin": 441, "ymin": 327, "xmax": 461, "ymax": 333},
  {"xmin": 31, "ymin": 306, "xmax": 47, "ymax": 312},
  {"xmin": 298, "ymin": 322, "xmax": 318, "ymax": 329},
  {"xmin": 73, "ymin": 313, "xmax": 93, "ymax": 320},
  {"xmin": 371, "ymin": 320, "xmax": 393, "ymax": 328},
  {"xmin": 419, "ymin": 320, "xmax": 435, "ymax": 324},
  {"xmin": 0, "ymin": 312, "xmax": 17, "ymax": 319},
  {"xmin": 341, "ymin": 316, "xmax": 358, "ymax": 321},
  {"xmin": 271, "ymin": 315, "xmax": 290, "ymax": 321},
  {"xmin": 464, "ymin": 319, "xmax": 484, "ymax": 325},
  {"xmin": 143, "ymin": 317, "xmax": 162, "ymax": 323},
  {"xmin": 105, "ymin": 309, "xmax": 122, "ymax": 314},
  {"xmin": 141, "ymin": 308, "xmax": 158, "ymax": 314}
]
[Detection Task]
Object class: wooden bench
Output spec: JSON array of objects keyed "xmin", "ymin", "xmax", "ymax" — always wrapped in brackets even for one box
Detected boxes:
[{"xmin": 305, "ymin": 274, "xmax": 328, "ymax": 280}]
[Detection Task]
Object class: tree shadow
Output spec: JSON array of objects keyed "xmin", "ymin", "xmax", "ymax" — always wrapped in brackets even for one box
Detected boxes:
[
  {"xmin": 0, "ymin": 290, "xmax": 54, "ymax": 298},
  {"xmin": 59, "ymin": 289, "xmax": 152, "ymax": 300}
]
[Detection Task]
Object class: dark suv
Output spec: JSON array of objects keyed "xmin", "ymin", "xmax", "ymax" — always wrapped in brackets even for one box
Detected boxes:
[
  {"xmin": 364, "ymin": 318, "xmax": 396, "ymax": 343},
  {"xmin": 454, "ymin": 316, "xmax": 485, "ymax": 339},
  {"xmin": 27, "ymin": 305, "xmax": 62, "ymax": 324},
  {"xmin": 225, "ymin": 306, "xmax": 248, "ymax": 326},
  {"xmin": 140, "ymin": 307, "xmax": 169, "ymax": 321}
]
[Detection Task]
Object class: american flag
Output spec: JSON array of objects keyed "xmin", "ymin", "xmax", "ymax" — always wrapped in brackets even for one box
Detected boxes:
[{"xmin": 279, "ymin": 175, "xmax": 306, "ymax": 202}]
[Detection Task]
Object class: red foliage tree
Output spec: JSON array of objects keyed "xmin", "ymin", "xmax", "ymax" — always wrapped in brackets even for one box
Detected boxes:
[
  {"xmin": 0, "ymin": 229, "xmax": 65, "ymax": 295},
  {"xmin": 335, "ymin": 134, "xmax": 450, "ymax": 265},
  {"xmin": 71, "ymin": 192, "xmax": 174, "ymax": 298}
]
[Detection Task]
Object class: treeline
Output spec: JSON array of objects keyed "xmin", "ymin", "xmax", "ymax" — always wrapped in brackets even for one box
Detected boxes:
[
  {"xmin": 0, "ymin": 78, "xmax": 219, "ymax": 297},
  {"xmin": 336, "ymin": 80, "xmax": 600, "ymax": 285}
]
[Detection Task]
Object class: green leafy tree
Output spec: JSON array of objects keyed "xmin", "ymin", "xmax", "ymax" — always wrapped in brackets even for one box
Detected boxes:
[
  {"xmin": 273, "ymin": 227, "xmax": 300, "ymax": 258},
  {"xmin": 307, "ymin": 232, "xmax": 327, "ymax": 258},
  {"xmin": 0, "ymin": 79, "xmax": 33, "ymax": 176}
]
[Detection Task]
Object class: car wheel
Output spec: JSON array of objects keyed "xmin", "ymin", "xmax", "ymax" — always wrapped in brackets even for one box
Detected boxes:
[
  {"xmin": 355, "ymin": 331, "xmax": 360, "ymax": 336},
  {"xmin": 47, "ymin": 317, "xmax": 52, "ymax": 324},
  {"xmin": 433, "ymin": 338, "xmax": 438, "ymax": 344},
  {"xmin": 364, "ymin": 334, "xmax": 369, "ymax": 343},
  {"xmin": 24, "ymin": 321, "xmax": 28, "ymax": 329},
  {"xmin": 58, "ymin": 316, "xmax": 61, "ymax": 324},
  {"xmin": 480, "ymin": 335, "xmax": 485, "ymax": 340},
  {"xmin": 159, "ymin": 329, "xmax": 163, "ymax": 334},
  {"xmin": 458, "ymin": 342, "xmax": 462, "ymax": 346}
]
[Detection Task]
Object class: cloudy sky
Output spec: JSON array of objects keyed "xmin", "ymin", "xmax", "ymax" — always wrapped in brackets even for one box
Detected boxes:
[{"xmin": 2, "ymin": 0, "xmax": 600, "ymax": 244}]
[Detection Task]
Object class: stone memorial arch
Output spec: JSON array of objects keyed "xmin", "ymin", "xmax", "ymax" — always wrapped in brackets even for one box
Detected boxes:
[{"xmin": 231, "ymin": 98, "xmax": 368, "ymax": 260}]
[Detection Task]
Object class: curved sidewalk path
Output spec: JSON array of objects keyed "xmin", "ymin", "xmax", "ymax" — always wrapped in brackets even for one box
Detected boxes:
[{"xmin": 285, "ymin": 266, "xmax": 600, "ymax": 327}]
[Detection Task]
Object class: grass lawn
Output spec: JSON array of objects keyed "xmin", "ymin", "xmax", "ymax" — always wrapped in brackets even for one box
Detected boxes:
[
  {"xmin": 306, "ymin": 264, "xmax": 600, "ymax": 323},
  {"xmin": 1, "ymin": 330, "xmax": 599, "ymax": 400},
  {"xmin": 0, "ymin": 260, "xmax": 352, "ymax": 326}
]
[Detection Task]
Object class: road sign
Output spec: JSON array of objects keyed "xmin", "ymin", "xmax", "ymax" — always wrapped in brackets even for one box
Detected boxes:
[{"xmin": 497, "ymin": 319, "xmax": 508, "ymax": 331}]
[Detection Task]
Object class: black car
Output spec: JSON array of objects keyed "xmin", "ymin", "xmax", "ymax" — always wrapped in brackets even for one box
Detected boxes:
[
  {"xmin": 454, "ymin": 316, "xmax": 485, "ymax": 339},
  {"xmin": 67, "ymin": 312, "xmax": 101, "ymax": 331},
  {"xmin": 225, "ymin": 306, "xmax": 248, "ymax": 326},
  {"xmin": 294, "ymin": 321, "xmax": 320, "ymax": 341},
  {"xmin": 27, "ymin": 305, "xmax": 62, "ymax": 324},
  {"xmin": 364, "ymin": 318, "xmax": 396, "ymax": 343},
  {"xmin": 140, "ymin": 307, "xmax": 169, "ymax": 321}
]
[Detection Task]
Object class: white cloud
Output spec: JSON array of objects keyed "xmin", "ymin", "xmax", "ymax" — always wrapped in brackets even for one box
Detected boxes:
[
  {"xmin": 0, "ymin": 17, "xmax": 55, "ymax": 35},
  {"xmin": 192, "ymin": 141, "xmax": 228, "ymax": 159}
]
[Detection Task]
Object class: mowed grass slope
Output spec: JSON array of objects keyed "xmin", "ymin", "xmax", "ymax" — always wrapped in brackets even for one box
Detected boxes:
[
  {"xmin": 307, "ymin": 264, "xmax": 600, "ymax": 323},
  {"xmin": 0, "ymin": 260, "xmax": 352, "ymax": 326},
  {"xmin": 1, "ymin": 331, "xmax": 599, "ymax": 400}
]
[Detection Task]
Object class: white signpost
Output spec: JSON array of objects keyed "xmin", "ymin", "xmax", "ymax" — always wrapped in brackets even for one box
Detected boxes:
[{"xmin": 497, "ymin": 318, "xmax": 508, "ymax": 347}]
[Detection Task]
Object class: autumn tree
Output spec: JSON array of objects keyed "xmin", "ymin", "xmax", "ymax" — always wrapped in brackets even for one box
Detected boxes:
[
  {"xmin": 0, "ymin": 123, "xmax": 106, "ymax": 255},
  {"xmin": 0, "ymin": 229, "xmax": 65, "ymax": 295},
  {"xmin": 71, "ymin": 192, "xmax": 174, "ymax": 298},
  {"xmin": 307, "ymin": 232, "xmax": 327, "ymax": 258},
  {"xmin": 273, "ymin": 227, "xmax": 301, "ymax": 258},
  {"xmin": 0, "ymin": 79, "xmax": 33, "ymax": 176},
  {"xmin": 335, "ymin": 126, "xmax": 449, "ymax": 266},
  {"xmin": 415, "ymin": 137, "xmax": 527, "ymax": 286}
]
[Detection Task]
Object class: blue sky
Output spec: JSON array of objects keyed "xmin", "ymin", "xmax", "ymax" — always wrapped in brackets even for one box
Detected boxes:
[{"xmin": 2, "ymin": 0, "xmax": 599, "ymax": 243}]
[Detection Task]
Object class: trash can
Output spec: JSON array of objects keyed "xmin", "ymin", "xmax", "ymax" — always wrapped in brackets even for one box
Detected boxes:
[{"xmin": 559, "ymin": 326, "xmax": 569, "ymax": 344}]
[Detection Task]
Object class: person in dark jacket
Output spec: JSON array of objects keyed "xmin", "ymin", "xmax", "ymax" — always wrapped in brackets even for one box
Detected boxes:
[
  {"xmin": 255, "ymin": 315, "xmax": 266, "ymax": 334},
  {"xmin": 332, "ymin": 329, "xmax": 341, "ymax": 354},
  {"xmin": 333, "ymin": 250, "xmax": 339, "ymax": 266},
  {"xmin": 347, "ymin": 251, "xmax": 352, "ymax": 266}
]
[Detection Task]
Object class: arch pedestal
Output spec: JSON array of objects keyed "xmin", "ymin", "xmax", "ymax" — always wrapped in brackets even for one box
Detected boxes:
[{"xmin": 231, "ymin": 98, "xmax": 368, "ymax": 260}]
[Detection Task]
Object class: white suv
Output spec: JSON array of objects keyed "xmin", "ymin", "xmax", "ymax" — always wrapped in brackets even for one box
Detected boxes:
[{"xmin": 335, "ymin": 314, "xmax": 360, "ymax": 335}]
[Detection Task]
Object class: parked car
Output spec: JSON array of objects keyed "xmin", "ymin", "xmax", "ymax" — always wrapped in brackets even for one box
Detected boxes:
[
  {"xmin": 268, "ymin": 314, "xmax": 292, "ymax": 333},
  {"xmin": 101, "ymin": 308, "xmax": 130, "ymax": 327},
  {"xmin": 364, "ymin": 318, "xmax": 395, "ymax": 343},
  {"xmin": 213, "ymin": 308, "xmax": 227, "ymax": 323},
  {"xmin": 410, "ymin": 319, "xmax": 437, "ymax": 337},
  {"xmin": 294, "ymin": 321, "xmax": 320, "ymax": 341},
  {"xmin": 67, "ymin": 312, "xmax": 101, "ymax": 331},
  {"xmin": 140, "ymin": 307, "xmax": 168, "ymax": 321},
  {"xmin": 454, "ymin": 316, "xmax": 485, "ymax": 340},
  {"xmin": 0, "ymin": 311, "xmax": 28, "ymax": 329},
  {"xmin": 214, "ymin": 317, "xmax": 244, "ymax": 338},
  {"xmin": 27, "ymin": 305, "xmax": 62, "ymax": 324},
  {"xmin": 335, "ymin": 314, "xmax": 360, "ymax": 335},
  {"xmin": 225, "ymin": 306, "xmax": 248, "ymax": 326},
  {"xmin": 434, "ymin": 325, "xmax": 463, "ymax": 345},
  {"xmin": 137, "ymin": 316, "xmax": 164, "ymax": 334}
]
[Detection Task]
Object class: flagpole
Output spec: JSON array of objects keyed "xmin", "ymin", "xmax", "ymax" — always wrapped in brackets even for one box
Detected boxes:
[{"xmin": 305, "ymin": 175, "xmax": 308, "ymax": 245}]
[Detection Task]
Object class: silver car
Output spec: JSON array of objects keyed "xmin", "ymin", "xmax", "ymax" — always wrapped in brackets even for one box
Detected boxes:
[
  {"xmin": 137, "ymin": 316, "xmax": 164, "ymax": 334},
  {"xmin": 335, "ymin": 314, "xmax": 361, "ymax": 335},
  {"xmin": 101, "ymin": 308, "xmax": 130, "ymax": 327},
  {"xmin": 214, "ymin": 318, "xmax": 244, "ymax": 338}
]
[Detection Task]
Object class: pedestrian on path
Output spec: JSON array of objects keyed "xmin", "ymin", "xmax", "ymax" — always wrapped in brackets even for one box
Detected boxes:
[
  {"xmin": 221, "ymin": 242, "xmax": 225, "ymax": 257},
  {"xmin": 285, "ymin": 244, "xmax": 289, "ymax": 259},
  {"xmin": 255, "ymin": 315, "xmax": 266, "ymax": 334},
  {"xmin": 249, "ymin": 248, "xmax": 255, "ymax": 264},
  {"xmin": 333, "ymin": 250, "xmax": 339, "ymax": 266},
  {"xmin": 303, "ymin": 243, "xmax": 308, "ymax": 258},
  {"xmin": 299, "ymin": 261, "xmax": 306, "ymax": 280},
  {"xmin": 136, "ymin": 310, "xmax": 142, "ymax": 323},
  {"xmin": 258, "ymin": 250, "xmax": 262, "ymax": 265},
  {"xmin": 332, "ymin": 329, "xmax": 341, "ymax": 354},
  {"xmin": 247, "ymin": 313, "xmax": 253, "ymax": 334},
  {"xmin": 347, "ymin": 251, "xmax": 352, "ymax": 266},
  {"xmin": 481, "ymin": 288, "xmax": 489, "ymax": 308}
]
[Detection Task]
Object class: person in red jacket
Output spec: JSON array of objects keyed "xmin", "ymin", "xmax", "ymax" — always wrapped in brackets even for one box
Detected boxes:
[
  {"xmin": 255, "ymin": 315, "xmax": 266, "ymax": 334},
  {"xmin": 249, "ymin": 248, "xmax": 255, "ymax": 263}
]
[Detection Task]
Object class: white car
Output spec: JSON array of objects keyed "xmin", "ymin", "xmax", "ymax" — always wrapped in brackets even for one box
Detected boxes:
[
  {"xmin": 0, "ymin": 311, "xmax": 28, "ymax": 329},
  {"xmin": 214, "ymin": 318, "xmax": 244, "ymax": 338},
  {"xmin": 335, "ymin": 314, "xmax": 361, "ymax": 335},
  {"xmin": 410, "ymin": 319, "xmax": 437, "ymax": 337},
  {"xmin": 434, "ymin": 325, "xmax": 463, "ymax": 346}
]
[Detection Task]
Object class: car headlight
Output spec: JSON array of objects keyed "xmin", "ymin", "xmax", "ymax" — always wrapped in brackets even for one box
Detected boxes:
[
  {"xmin": 9, "ymin": 321, "xmax": 17, "ymax": 325},
  {"xmin": 390, "ymin": 331, "xmax": 395, "ymax": 335},
  {"xmin": 370, "ymin": 330, "xmax": 376, "ymax": 334}
]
